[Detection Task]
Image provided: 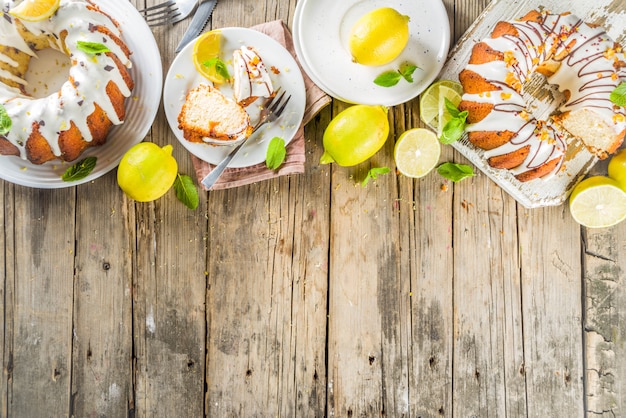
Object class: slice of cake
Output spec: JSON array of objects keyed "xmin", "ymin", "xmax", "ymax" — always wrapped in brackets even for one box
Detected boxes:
[
  {"xmin": 233, "ymin": 46, "xmax": 274, "ymax": 106},
  {"xmin": 177, "ymin": 84, "xmax": 252, "ymax": 145}
]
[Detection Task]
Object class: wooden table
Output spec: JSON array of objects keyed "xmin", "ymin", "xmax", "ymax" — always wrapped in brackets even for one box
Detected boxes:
[{"xmin": 2, "ymin": 0, "xmax": 626, "ymax": 416}]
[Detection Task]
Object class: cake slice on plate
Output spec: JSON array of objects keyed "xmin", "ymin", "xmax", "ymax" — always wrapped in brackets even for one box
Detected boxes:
[{"xmin": 233, "ymin": 46, "xmax": 275, "ymax": 106}]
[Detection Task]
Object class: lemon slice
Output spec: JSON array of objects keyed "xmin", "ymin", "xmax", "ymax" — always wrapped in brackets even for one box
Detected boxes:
[
  {"xmin": 569, "ymin": 176, "xmax": 626, "ymax": 228},
  {"xmin": 192, "ymin": 30, "xmax": 228, "ymax": 84},
  {"xmin": 9, "ymin": 0, "xmax": 60, "ymax": 22},
  {"xmin": 394, "ymin": 128, "xmax": 441, "ymax": 178},
  {"xmin": 419, "ymin": 80, "xmax": 463, "ymax": 131}
]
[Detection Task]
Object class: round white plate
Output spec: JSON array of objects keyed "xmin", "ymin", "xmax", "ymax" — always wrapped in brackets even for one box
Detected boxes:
[
  {"xmin": 163, "ymin": 27, "xmax": 306, "ymax": 168},
  {"xmin": 0, "ymin": 0, "xmax": 162, "ymax": 189},
  {"xmin": 293, "ymin": 0, "xmax": 450, "ymax": 106}
]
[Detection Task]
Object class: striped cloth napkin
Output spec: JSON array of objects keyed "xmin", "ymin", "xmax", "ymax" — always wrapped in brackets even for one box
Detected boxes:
[{"xmin": 190, "ymin": 20, "xmax": 331, "ymax": 190}]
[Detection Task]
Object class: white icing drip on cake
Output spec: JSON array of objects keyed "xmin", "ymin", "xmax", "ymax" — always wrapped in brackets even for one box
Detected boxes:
[
  {"xmin": 232, "ymin": 46, "xmax": 274, "ymax": 106},
  {"xmin": 0, "ymin": 0, "xmax": 133, "ymax": 160}
]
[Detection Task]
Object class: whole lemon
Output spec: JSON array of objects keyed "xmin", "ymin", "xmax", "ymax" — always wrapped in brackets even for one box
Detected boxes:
[
  {"xmin": 320, "ymin": 105, "xmax": 389, "ymax": 166},
  {"xmin": 117, "ymin": 142, "xmax": 178, "ymax": 202},
  {"xmin": 608, "ymin": 148, "xmax": 626, "ymax": 188},
  {"xmin": 348, "ymin": 7, "xmax": 410, "ymax": 66}
]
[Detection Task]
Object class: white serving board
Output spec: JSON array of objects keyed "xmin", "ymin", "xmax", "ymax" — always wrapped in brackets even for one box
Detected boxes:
[{"xmin": 436, "ymin": 0, "xmax": 626, "ymax": 208}]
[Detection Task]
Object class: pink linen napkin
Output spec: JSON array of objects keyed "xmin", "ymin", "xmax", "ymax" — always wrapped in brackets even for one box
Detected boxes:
[{"xmin": 190, "ymin": 20, "xmax": 331, "ymax": 190}]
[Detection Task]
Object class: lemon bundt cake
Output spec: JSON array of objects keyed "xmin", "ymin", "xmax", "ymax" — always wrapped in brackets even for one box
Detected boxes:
[
  {"xmin": 458, "ymin": 10, "xmax": 626, "ymax": 182},
  {"xmin": 177, "ymin": 84, "xmax": 252, "ymax": 145},
  {"xmin": 0, "ymin": 0, "xmax": 134, "ymax": 165}
]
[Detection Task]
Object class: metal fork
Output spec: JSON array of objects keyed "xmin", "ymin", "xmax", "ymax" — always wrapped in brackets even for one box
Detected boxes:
[
  {"xmin": 137, "ymin": 0, "xmax": 197, "ymax": 27},
  {"xmin": 201, "ymin": 90, "xmax": 292, "ymax": 190}
]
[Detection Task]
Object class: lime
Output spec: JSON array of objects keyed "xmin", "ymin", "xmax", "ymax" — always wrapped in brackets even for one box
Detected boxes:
[
  {"xmin": 569, "ymin": 176, "xmax": 626, "ymax": 228},
  {"xmin": 320, "ymin": 105, "xmax": 389, "ymax": 166},
  {"xmin": 348, "ymin": 8, "xmax": 410, "ymax": 66},
  {"xmin": 117, "ymin": 143, "xmax": 178, "ymax": 202},
  {"xmin": 394, "ymin": 128, "xmax": 441, "ymax": 178},
  {"xmin": 419, "ymin": 80, "xmax": 463, "ymax": 134},
  {"xmin": 9, "ymin": 0, "xmax": 60, "ymax": 21},
  {"xmin": 192, "ymin": 30, "xmax": 228, "ymax": 84},
  {"xmin": 608, "ymin": 148, "xmax": 626, "ymax": 187}
]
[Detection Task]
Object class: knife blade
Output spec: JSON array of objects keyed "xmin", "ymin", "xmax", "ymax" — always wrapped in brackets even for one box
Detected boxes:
[{"xmin": 175, "ymin": 0, "xmax": 218, "ymax": 53}]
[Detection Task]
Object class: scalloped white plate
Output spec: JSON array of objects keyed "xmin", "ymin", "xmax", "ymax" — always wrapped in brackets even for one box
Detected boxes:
[
  {"xmin": 0, "ymin": 0, "xmax": 162, "ymax": 188},
  {"xmin": 163, "ymin": 27, "xmax": 306, "ymax": 168},
  {"xmin": 293, "ymin": 0, "xmax": 450, "ymax": 106}
]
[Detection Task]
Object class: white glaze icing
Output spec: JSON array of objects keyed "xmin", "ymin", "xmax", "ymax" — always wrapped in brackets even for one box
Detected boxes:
[
  {"xmin": 462, "ymin": 10, "xmax": 626, "ymax": 179},
  {"xmin": 0, "ymin": 0, "xmax": 132, "ymax": 160},
  {"xmin": 232, "ymin": 46, "xmax": 273, "ymax": 105}
]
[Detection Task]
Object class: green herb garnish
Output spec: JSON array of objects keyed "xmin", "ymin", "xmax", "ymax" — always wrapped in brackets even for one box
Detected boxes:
[
  {"xmin": 203, "ymin": 57, "xmax": 231, "ymax": 81},
  {"xmin": 0, "ymin": 104, "xmax": 11, "ymax": 136},
  {"xmin": 265, "ymin": 137, "xmax": 286, "ymax": 170},
  {"xmin": 173, "ymin": 174, "xmax": 199, "ymax": 210},
  {"xmin": 361, "ymin": 166, "xmax": 390, "ymax": 186},
  {"xmin": 76, "ymin": 41, "xmax": 110, "ymax": 55},
  {"xmin": 439, "ymin": 98, "xmax": 468, "ymax": 144},
  {"xmin": 437, "ymin": 162, "xmax": 475, "ymax": 182},
  {"xmin": 610, "ymin": 81, "xmax": 626, "ymax": 106},
  {"xmin": 374, "ymin": 63, "xmax": 418, "ymax": 87},
  {"xmin": 62, "ymin": 156, "xmax": 97, "ymax": 182}
]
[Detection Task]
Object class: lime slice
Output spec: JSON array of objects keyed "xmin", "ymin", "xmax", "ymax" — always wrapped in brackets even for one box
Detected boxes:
[
  {"xmin": 394, "ymin": 128, "xmax": 441, "ymax": 178},
  {"xmin": 419, "ymin": 80, "xmax": 463, "ymax": 132},
  {"xmin": 569, "ymin": 176, "xmax": 626, "ymax": 228},
  {"xmin": 437, "ymin": 85, "xmax": 463, "ymax": 137},
  {"xmin": 9, "ymin": 0, "xmax": 60, "ymax": 22}
]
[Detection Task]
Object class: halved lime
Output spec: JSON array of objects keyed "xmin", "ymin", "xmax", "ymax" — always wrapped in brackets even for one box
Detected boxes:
[
  {"xmin": 569, "ymin": 176, "xmax": 626, "ymax": 228},
  {"xmin": 419, "ymin": 80, "xmax": 463, "ymax": 133},
  {"xmin": 394, "ymin": 128, "xmax": 441, "ymax": 178}
]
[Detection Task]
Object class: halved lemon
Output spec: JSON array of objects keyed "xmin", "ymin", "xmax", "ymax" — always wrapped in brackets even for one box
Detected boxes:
[
  {"xmin": 9, "ymin": 0, "xmax": 60, "ymax": 22},
  {"xmin": 419, "ymin": 80, "xmax": 463, "ymax": 130},
  {"xmin": 569, "ymin": 176, "xmax": 626, "ymax": 228},
  {"xmin": 394, "ymin": 128, "xmax": 441, "ymax": 178},
  {"xmin": 192, "ymin": 30, "xmax": 228, "ymax": 84}
]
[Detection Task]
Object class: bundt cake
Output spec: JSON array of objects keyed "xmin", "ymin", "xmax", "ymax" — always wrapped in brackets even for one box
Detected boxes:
[
  {"xmin": 177, "ymin": 84, "xmax": 252, "ymax": 145},
  {"xmin": 458, "ymin": 9, "xmax": 626, "ymax": 182},
  {"xmin": 233, "ymin": 46, "xmax": 274, "ymax": 107},
  {"xmin": 0, "ymin": 0, "xmax": 134, "ymax": 165}
]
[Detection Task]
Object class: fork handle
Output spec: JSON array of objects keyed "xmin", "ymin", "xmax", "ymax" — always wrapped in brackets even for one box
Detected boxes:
[{"xmin": 200, "ymin": 139, "xmax": 249, "ymax": 190}]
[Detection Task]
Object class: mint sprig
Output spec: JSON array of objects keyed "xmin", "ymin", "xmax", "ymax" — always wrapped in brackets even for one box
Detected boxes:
[
  {"xmin": 361, "ymin": 166, "xmax": 390, "ymax": 186},
  {"xmin": 374, "ymin": 63, "xmax": 418, "ymax": 87},
  {"xmin": 265, "ymin": 137, "xmax": 286, "ymax": 170},
  {"xmin": 174, "ymin": 174, "xmax": 199, "ymax": 210},
  {"xmin": 76, "ymin": 41, "xmax": 110, "ymax": 55},
  {"xmin": 437, "ymin": 162, "xmax": 475, "ymax": 182},
  {"xmin": 610, "ymin": 81, "xmax": 626, "ymax": 106},
  {"xmin": 203, "ymin": 57, "xmax": 231, "ymax": 81},
  {"xmin": 62, "ymin": 156, "xmax": 97, "ymax": 181},
  {"xmin": 0, "ymin": 104, "xmax": 11, "ymax": 136},
  {"xmin": 439, "ymin": 98, "xmax": 468, "ymax": 144}
]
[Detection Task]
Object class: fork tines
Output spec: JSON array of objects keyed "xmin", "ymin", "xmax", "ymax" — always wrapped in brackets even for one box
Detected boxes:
[{"xmin": 138, "ymin": 0, "xmax": 180, "ymax": 26}]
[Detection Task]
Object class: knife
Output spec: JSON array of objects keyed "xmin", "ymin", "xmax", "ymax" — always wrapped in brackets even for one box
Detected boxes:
[{"xmin": 175, "ymin": 0, "xmax": 218, "ymax": 53}]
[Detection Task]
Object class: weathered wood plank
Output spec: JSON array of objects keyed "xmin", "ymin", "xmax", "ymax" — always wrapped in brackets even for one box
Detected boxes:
[
  {"xmin": 70, "ymin": 173, "xmax": 134, "ymax": 416},
  {"xmin": 6, "ymin": 188, "xmax": 76, "ymax": 417},
  {"xmin": 1, "ymin": 183, "xmax": 13, "ymax": 418},
  {"xmin": 518, "ymin": 206, "xmax": 585, "ymax": 417},
  {"xmin": 584, "ymin": 222, "xmax": 626, "ymax": 416}
]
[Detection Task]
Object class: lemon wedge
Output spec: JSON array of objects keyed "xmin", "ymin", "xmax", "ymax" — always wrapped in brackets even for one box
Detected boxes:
[{"xmin": 9, "ymin": 0, "xmax": 60, "ymax": 22}]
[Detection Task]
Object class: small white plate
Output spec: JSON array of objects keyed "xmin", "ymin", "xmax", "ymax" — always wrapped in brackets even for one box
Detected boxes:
[
  {"xmin": 0, "ymin": 0, "xmax": 162, "ymax": 189},
  {"xmin": 163, "ymin": 28, "xmax": 306, "ymax": 168},
  {"xmin": 293, "ymin": 0, "xmax": 451, "ymax": 106}
]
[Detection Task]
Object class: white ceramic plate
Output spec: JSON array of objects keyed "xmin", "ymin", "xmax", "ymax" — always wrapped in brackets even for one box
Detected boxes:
[
  {"xmin": 163, "ymin": 28, "xmax": 306, "ymax": 168},
  {"xmin": 293, "ymin": 0, "xmax": 450, "ymax": 106},
  {"xmin": 0, "ymin": 0, "xmax": 162, "ymax": 189}
]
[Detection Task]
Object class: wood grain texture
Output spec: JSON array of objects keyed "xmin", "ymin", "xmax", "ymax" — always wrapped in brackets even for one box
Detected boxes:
[{"xmin": 1, "ymin": 0, "xmax": 626, "ymax": 416}]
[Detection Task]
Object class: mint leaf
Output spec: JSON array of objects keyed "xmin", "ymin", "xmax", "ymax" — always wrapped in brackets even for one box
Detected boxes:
[
  {"xmin": 399, "ymin": 64, "xmax": 418, "ymax": 83},
  {"xmin": 174, "ymin": 174, "xmax": 199, "ymax": 210},
  {"xmin": 437, "ymin": 162, "xmax": 475, "ymax": 182},
  {"xmin": 0, "ymin": 104, "xmax": 11, "ymax": 135},
  {"xmin": 439, "ymin": 99, "xmax": 467, "ymax": 144},
  {"xmin": 444, "ymin": 98, "xmax": 461, "ymax": 118},
  {"xmin": 374, "ymin": 71, "xmax": 402, "ymax": 87},
  {"xmin": 76, "ymin": 41, "xmax": 110, "ymax": 55},
  {"xmin": 265, "ymin": 137, "xmax": 286, "ymax": 170},
  {"xmin": 610, "ymin": 82, "xmax": 626, "ymax": 106},
  {"xmin": 62, "ymin": 156, "xmax": 97, "ymax": 181},
  {"xmin": 203, "ymin": 57, "xmax": 231, "ymax": 81},
  {"xmin": 361, "ymin": 166, "xmax": 390, "ymax": 187}
]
